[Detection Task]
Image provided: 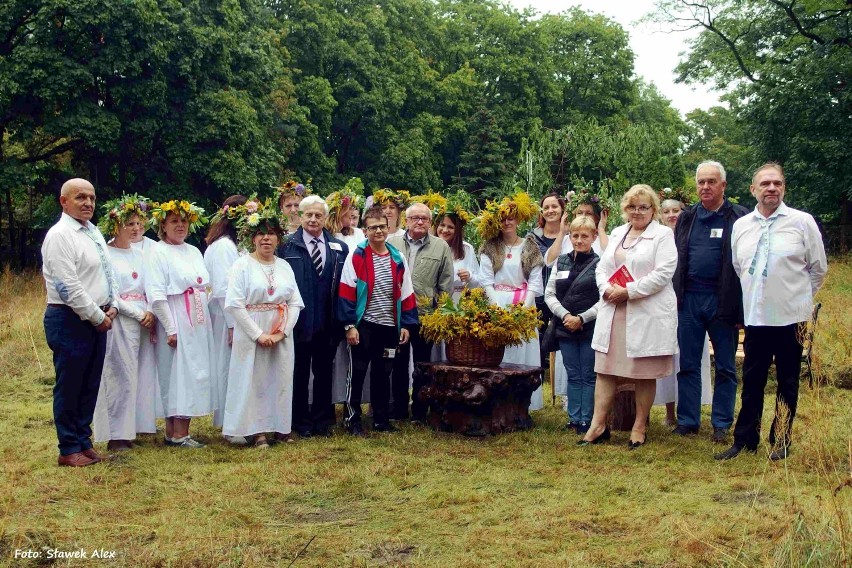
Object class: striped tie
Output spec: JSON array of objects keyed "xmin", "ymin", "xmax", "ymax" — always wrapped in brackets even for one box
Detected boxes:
[
  {"xmin": 748, "ymin": 215, "xmax": 778, "ymax": 278},
  {"xmin": 311, "ymin": 238, "xmax": 323, "ymax": 275}
]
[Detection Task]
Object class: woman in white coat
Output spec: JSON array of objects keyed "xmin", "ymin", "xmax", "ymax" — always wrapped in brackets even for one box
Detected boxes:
[
  {"xmin": 203, "ymin": 194, "xmax": 247, "ymax": 433},
  {"xmin": 131, "ymin": 228, "xmax": 163, "ymax": 430},
  {"xmin": 223, "ymin": 202, "xmax": 304, "ymax": 448},
  {"xmin": 580, "ymin": 184, "xmax": 678, "ymax": 449},
  {"xmin": 146, "ymin": 200, "xmax": 214, "ymax": 448},
  {"xmin": 93, "ymin": 196, "xmax": 156, "ymax": 450}
]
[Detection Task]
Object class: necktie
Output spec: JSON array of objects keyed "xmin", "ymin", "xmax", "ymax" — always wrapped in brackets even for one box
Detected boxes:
[
  {"xmin": 83, "ymin": 226, "xmax": 115, "ymax": 303},
  {"xmin": 311, "ymin": 238, "xmax": 323, "ymax": 276},
  {"xmin": 748, "ymin": 215, "xmax": 778, "ymax": 278}
]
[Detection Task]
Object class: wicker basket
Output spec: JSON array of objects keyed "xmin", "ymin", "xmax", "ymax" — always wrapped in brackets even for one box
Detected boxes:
[{"xmin": 446, "ymin": 336, "xmax": 505, "ymax": 367}]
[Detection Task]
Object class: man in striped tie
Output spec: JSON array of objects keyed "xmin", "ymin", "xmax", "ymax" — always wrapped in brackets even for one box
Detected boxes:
[
  {"xmin": 280, "ymin": 195, "xmax": 349, "ymax": 438},
  {"xmin": 716, "ymin": 163, "xmax": 827, "ymax": 461}
]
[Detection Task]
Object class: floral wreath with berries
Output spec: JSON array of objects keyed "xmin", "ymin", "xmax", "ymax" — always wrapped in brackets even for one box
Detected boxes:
[
  {"xmin": 149, "ymin": 199, "xmax": 207, "ymax": 235},
  {"xmin": 97, "ymin": 194, "xmax": 152, "ymax": 236}
]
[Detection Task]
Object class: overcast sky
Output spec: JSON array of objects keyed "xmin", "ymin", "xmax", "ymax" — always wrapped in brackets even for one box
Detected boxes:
[{"xmin": 508, "ymin": 0, "xmax": 724, "ymax": 116}]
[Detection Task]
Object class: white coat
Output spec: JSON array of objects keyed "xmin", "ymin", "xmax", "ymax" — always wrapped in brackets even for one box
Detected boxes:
[{"xmin": 591, "ymin": 220, "xmax": 678, "ymax": 358}]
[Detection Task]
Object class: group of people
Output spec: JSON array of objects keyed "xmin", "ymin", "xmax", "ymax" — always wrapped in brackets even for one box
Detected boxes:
[{"xmin": 41, "ymin": 159, "xmax": 827, "ymax": 468}]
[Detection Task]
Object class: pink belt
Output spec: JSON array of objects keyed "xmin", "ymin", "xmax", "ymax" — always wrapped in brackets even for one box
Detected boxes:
[
  {"xmin": 120, "ymin": 293, "xmax": 147, "ymax": 302},
  {"xmin": 494, "ymin": 283, "xmax": 528, "ymax": 305},
  {"xmin": 183, "ymin": 287, "xmax": 206, "ymax": 327},
  {"xmin": 246, "ymin": 303, "xmax": 289, "ymax": 335}
]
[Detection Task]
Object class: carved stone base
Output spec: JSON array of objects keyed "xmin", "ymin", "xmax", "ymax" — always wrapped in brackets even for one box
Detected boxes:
[{"xmin": 417, "ymin": 362, "xmax": 543, "ymax": 436}]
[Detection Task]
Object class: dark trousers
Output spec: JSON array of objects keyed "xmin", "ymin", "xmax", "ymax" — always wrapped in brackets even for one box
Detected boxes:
[
  {"xmin": 346, "ymin": 321, "xmax": 398, "ymax": 427},
  {"xmin": 391, "ymin": 324, "xmax": 432, "ymax": 420},
  {"xmin": 676, "ymin": 291, "xmax": 739, "ymax": 429},
  {"xmin": 292, "ymin": 335, "xmax": 335, "ymax": 433},
  {"xmin": 44, "ymin": 305, "xmax": 107, "ymax": 456},
  {"xmin": 733, "ymin": 323, "xmax": 805, "ymax": 450}
]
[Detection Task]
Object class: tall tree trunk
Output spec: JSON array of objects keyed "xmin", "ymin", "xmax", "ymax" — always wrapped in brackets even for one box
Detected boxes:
[{"xmin": 1, "ymin": 146, "xmax": 17, "ymax": 266}]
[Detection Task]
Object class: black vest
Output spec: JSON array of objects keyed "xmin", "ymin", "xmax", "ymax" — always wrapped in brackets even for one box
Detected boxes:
[{"xmin": 553, "ymin": 251, "xmax": 600, "ymax": 339}]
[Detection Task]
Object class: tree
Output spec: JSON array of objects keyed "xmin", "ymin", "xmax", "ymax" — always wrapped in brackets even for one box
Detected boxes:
[{"xmin": 456, "ymin": 106, "xmax": 511, "ymax": 201}]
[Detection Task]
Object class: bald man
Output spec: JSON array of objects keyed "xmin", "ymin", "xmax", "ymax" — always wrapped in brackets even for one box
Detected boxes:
[{"xmin": 42, "ymin": 178, "xmax": 118, "ymax": 467}]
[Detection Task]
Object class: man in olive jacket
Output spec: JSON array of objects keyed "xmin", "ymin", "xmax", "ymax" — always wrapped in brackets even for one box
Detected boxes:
[
  {"xmin": 672, "ymin": 161, "xmax": 749, "ymax": 442},
  {"xmin": 388, "ymin": 202, "xmax": 454, "ymax": 422}
]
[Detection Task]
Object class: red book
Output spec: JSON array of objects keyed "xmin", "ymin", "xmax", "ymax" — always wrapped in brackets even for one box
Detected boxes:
[{"xmin": 608, "ymin": 264, "xmax": 634, "ymax": 287}]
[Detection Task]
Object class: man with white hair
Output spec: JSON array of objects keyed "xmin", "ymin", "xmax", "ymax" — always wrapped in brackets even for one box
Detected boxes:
[
  {"xmin": 672, "ymin": 161, "xmax": 749, "ymax": 443},
  {"xmin": 42, "ymin": 178, "xmax": 118, "ymax": 466},
  {"xmin": 388, "ymin": 202, "xmax": 454, "ymax": 423}
]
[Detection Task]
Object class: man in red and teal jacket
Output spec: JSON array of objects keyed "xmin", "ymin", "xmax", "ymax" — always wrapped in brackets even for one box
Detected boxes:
[{"xmin": 337, "ymin": 206, "xmax": 418, "ymax": 435}]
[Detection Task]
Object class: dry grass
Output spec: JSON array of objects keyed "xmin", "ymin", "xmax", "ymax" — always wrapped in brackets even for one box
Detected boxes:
[{"xmin": 0, "ymin": 262, "xmax": 850, "ymax": 567}]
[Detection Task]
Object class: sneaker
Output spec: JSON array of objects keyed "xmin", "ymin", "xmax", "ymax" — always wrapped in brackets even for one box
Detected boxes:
[
  {"xmin": 170, "ymin": 436, "xmax": 206, "ymax": 448},
  {"xmin": 346, "ymin": 422, "xmax": 367, "ymax": 437},
  {"xmin": 562, "ymin": 421, "xmax": 580, "ymax": 433},
  {"xmin": 714, "ymin": 444, "xmax": 756, "ymax": 461},
  {"xmin": 222, "ymin": 434, "xmax": 249, "ymax": 445},
  {"xmin": 373, "ymin": 422, "xmax": 398, "ymax": 433},
  {"xmin": 576, "ymin": 422, "xmax": 591, "ymax": 435},
  {"xmin": 769, "ymin": 446, "xmax": 790, "ymax": 461},
  {"xmin": 711, "ymin": 427, "xmax": 729, "ymax": 444},
  {"xmin": 672, "ymin": 425, "xmax": 699, "ymax": 436}
]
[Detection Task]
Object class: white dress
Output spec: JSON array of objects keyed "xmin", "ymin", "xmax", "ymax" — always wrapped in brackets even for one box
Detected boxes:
[
  {"xmin": 93, "ymin": 245, "xmax": 149, "ymax": 441},
  {"xmin": 204, "ymin": 237, "xmax": 240, "ymax": 427},
  {"xmin": 223, "ymin": 256, "xmax": 304, "ymax": 437},
  {"xmin": 145, "ymin": 242, "xmax": 216, "ymax": 417},
  {"xmin": 131, "ymin": 236, "xmax": 163, "ymax": 427},
  {"xmin": 654, "ymin": 338, "xmax": 713, "ymax": 405},
  {"xmin": 336, "ymin": 228, "xmax": 366, "ymax": 250},
  {"xmin": 331, "ymin": 231, "xmax": 369, "ymax": 404},
  {"xmin": 433, "ymin": 242, "xmax": 481, "ymax": 361},
  {"xmin": 479, "ymin": 242, "xmax": 545, "ymax": 411}
]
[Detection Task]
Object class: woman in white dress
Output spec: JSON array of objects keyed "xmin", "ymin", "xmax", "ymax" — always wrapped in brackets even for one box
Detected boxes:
[
  {"xmin": 203, "ymin": 194, "xmax": 247, "ymax": 432},
  {"xmin": 371, "ymin": 188, "xmax": 411, "ymax": 239},
  {"xmin": 653, "ymin": 196, "xmax": 713, "ymax": 424},
  {"xmin": 478, "ymin": 192, "xmax": 545, "ymax": 410},
  {"xmin": 146, "ymin": 200, "xmax": 214, "ymax": 448},
  {"xmin": 224, "ymin": 202, "xmax": 304, "ymax": 448},
  {"xmin": 93, "ymin": 196, "xmax": 156, "ymax": 450},
  {"xmin": 130, "ymin": 231, "xmax": 163, "ymax": 431}
]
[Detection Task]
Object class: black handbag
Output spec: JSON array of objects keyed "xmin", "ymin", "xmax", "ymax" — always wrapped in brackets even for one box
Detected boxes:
[{"xmin": 541, "ymin": 259, "xmax": 597, "ymax": 353}]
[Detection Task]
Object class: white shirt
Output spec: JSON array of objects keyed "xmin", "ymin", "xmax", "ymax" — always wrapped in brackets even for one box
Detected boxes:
[
  {"xmin": 731, "ymin": 202, "xmax": 827, "ymax": 327},
  {"xmin": 42, "ymin": 212, "xmax": 116, "ymax": 325},
  {"xmin": 302, "ymin": 230, "xmax": 326, "ymax": 268},
  {"xmin": 404, "ymin": 231, "xmax": 427, "ymax": 268}
]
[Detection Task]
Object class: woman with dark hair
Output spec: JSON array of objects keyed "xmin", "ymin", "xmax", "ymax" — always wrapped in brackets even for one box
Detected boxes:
[
  {"xmin": 530, "ymin": 192, "xmax": 566, "ymax": 376},
  {"xmin": 203, "ymin": 194, "xmax": 247, "ymax": 438}
]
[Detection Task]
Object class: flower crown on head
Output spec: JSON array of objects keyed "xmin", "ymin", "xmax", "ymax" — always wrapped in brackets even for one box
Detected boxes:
[
  {"xmin": 476, "ymin": 190, "xmax": 538, "ymax": 241},
  {"xmin": 564, "ymin": 187, "xmax": 602, "ymax": 212},
  {"xmin": 412, "ymin": 191, "xmax": 474, "ymax": 224},
  {"xmin": 326, "ymin": 177, "xmax": 365, "ymax": 213},
  {"xmin": 659, "ymin": 186, "xmax": 694, "ymax": 206},
  {"xmin": 149, "ymin": 200, "xmax": 207, "ymax": 235},
  {"xmin": 235, "ymin": 197, "xmax": 285, "ymax": 252},
  {"xmin": 274, "ymin": 179, "xmax": 312, "ymax": 201},
  {"xmin": 371, "ymin": 188, "xmax": 411, "ymax": 209},
  {"xmin": 97, "ymin": 194, "xmax": 152, "ymax": 236}
]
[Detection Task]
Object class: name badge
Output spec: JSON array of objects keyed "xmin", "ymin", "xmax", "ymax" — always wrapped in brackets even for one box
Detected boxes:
[
  {"xmin": 383, "ymin": 348, "xmax": 396, "ymax": 359},
  {"xmin": 710, "ymin": 228, "xmax": 723, "ymax": 238},
  {"xmin": 329, "ymin": 242, "xmax": 343, "ymax": 251},
  {"xmin": 555, "ymin": 270, "xmax": 572, "ymax": 279}
]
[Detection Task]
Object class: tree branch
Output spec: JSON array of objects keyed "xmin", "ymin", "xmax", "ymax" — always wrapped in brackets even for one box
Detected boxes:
[
  {"xmin": 769, "ymin": 0, "xmax": 826, "ymax": 45},
  {"xmin": 0, "ymin": 7, "xmax": 37, "ymax": 56},
  {"xmin": 18, "ymin": 138, "xmax": 82, "ymax": 165}
]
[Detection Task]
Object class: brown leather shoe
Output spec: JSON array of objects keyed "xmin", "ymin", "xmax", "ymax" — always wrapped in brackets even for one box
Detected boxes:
[
  {"xmin": 81, "ymin": 448, "xmax": 103, "ymax": 463},
  {"xmin": 58, "ymin": 452, "xmax": 96, "ymax": 467}
]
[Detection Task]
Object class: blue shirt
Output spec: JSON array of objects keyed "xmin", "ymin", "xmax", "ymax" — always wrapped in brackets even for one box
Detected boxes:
[{"xmin": 686, "ymin": 204, "xmax": 726, "ymax": 293}]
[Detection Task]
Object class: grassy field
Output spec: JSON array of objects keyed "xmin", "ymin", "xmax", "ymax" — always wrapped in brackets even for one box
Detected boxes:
[{"xmin": 0, "ymin": 263, "xmax": 850, "ymax": 567}]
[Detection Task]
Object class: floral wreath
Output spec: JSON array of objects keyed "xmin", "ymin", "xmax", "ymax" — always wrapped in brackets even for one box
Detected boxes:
[
  {"xmin": 326, "ymin": 177, "xmax": 365, "ymax": 213},
  {"xmin": 476, "ymin": 190, "xmax": 538, "ymax": 241},
  {"xmin": 564, "ymin": 187, "xmax": 602, "ymax": 211},
  {"xmin": 274, "ymin": 179, "xmax": 312, "ymax": 202},
  {"xmin": 413, "ymin": 191, "xmax": 474, "ymax": 224},
  {"xmin": 371, "ymin": 188, "xmax": 411, "ymax": 210},
  {"xmin": 149, "ymin": 199, "xmax": 207, "ymax": 235},
  {"xmin": 98, "ymin": 194, "xmax": 152, "ymax": 236},
  {"xmin": 659, "ymin": 186, "xmax": 695, "ymax": 206},
  {"xmin": 235, "ymin": 197, "xmax": 285, "ymax": 252}
]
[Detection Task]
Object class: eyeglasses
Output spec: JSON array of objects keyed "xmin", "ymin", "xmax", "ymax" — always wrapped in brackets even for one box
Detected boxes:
[
  {"xmin": 407, "ymin": 216, "xmax": 430, "ymax": 223},
  {"xmin": 366, "ymin": 224, "xmax": 388, "ymax": 232},
  {"xmin": 625, "ymin": 205, "xmax": 652, "ymax": 213}
]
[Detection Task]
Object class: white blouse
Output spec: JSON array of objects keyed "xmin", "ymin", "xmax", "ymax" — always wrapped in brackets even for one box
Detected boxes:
[{"xmin": 107, "ymin": 245, "xmax": 147, "ymax": 321}]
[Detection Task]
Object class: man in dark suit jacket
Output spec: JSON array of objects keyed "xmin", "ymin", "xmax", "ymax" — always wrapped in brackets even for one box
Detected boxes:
[{"xmin": 280, "ymin": 195, "xmax": 348, "ymax": 437}]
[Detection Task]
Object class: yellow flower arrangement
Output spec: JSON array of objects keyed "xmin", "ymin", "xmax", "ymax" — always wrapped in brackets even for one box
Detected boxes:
[
  {"xmin": 419, "ymin": 288, "xmax": 541, "ymax": 349},
  {"xmin": 372, "ymin": 188, "xmax": 412, "ymax": 209},
  {"xmin": 149, "ymin": 199, "xmax": 207, "ymax": 235},
  {"xmin": 475, "ymin": 190, "xmax": 538, "ymax": 241}
]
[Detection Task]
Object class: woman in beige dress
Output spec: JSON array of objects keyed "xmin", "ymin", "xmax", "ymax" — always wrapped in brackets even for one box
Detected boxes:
[{"xmin": 580, "ymin": 184, "xmax": 678, "ymax": 449}]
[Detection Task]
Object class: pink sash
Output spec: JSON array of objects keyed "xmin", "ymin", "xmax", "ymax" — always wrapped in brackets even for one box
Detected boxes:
[
  {"xmin": 493, "ymin": 282, "xmax": 528, "ymax": 305},
  {"xmin": 183, "ymin": 287, "xmax": 206, "ymax": 326}
]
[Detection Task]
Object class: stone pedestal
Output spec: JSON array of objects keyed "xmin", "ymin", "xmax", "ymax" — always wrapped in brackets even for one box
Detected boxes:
[{"xmin": 417, "ymin": 362, "xmax": 542, "ymax": 436}]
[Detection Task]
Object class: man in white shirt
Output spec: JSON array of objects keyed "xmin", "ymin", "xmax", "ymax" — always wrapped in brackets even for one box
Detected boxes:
[
  {"xmin": 42, "ymin": 178, "xmax": 118, "ymax": 467},
  {"xmin": 715, "ymin": 163, "xmax": 827, "ymax": 461}
]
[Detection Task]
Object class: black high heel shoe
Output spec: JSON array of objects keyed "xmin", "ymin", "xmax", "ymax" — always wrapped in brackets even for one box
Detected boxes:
[
  {"xmin": 577, "ymin": 427, "xmax": 611, "ymax": 446},
  {"xmin": 627, "ymin": 432, "xmax": 647, "ymax": 450}
]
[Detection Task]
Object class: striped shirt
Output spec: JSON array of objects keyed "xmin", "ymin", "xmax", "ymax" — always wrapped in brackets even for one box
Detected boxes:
[{"xmin": 363, "ymin": 251, "xmax": 395, "ymax": 326}]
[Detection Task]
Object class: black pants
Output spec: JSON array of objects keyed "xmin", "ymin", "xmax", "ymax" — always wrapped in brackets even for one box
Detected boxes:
[
  {"xmin": 733, "ymin": 323, "xmax": 805, "ymax": 450},
  {"xmin": 346, "ymin": 321, "xmax": 398, "ymax": 427},
  {"xmin": 292, "ymin": 335, "xmax": 336, "ymax": 433},
  {"xmin": 391, "ymin": 324, "xmax": 433, "ymax": 420}
]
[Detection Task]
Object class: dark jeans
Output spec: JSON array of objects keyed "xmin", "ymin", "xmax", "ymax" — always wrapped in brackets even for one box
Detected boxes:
[
  {"xmin": 558, "ymin": 336, "xmax": 596, "ymax": 424},
  {"xmin": 293, "ymin": 335, "xmax": 336, "ymax": 433},
  {"xmin": 733, "ymin": 323, "xmax": 805, "ymax": 450},
  {"xmin": 391, "ymin": 324, "xmax": 433, "ymax": 420},
  {"xmin": 676, "ymin": 292, "xmax": 739, "ymax": 429},
  {"xmin": 44, "ymin": 305, "xmax": 107, "ymax": 456},
  {"xmin": 347, "ymin": 321, "xmax": 398, "ymax": 427}
]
